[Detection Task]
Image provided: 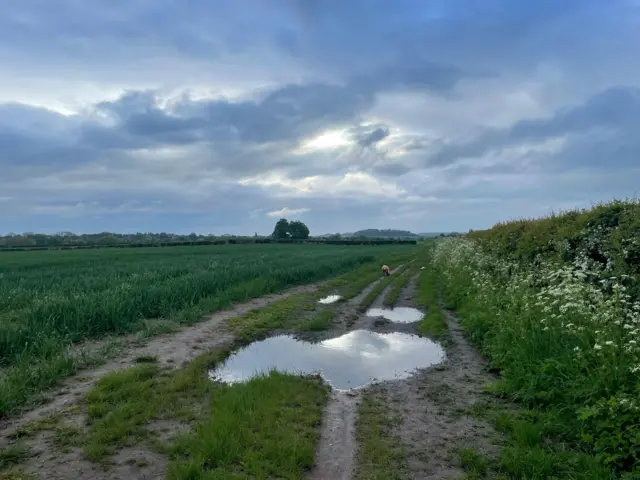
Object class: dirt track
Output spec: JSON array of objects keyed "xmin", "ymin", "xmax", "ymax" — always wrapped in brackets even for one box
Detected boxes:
[{"xmin": 1, "ymin": 267, "xmax": 500, "ymax": 479}]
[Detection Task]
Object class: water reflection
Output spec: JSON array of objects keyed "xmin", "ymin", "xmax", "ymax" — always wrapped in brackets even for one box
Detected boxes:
[
  {"xmin": 365, "ymin": 307, "xmax": 424, "ymax": 324},
  {"xmin": 209, "ymin": 330, "xmax": 445, "ymax": 390},
  {"xmin": 318, "ymin": 294, "xmax": 342, "ymax": 304}
]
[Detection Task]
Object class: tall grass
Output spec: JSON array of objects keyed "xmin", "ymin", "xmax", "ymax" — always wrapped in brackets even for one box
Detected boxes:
[{"xmin": 430, "ymin": 200, "xmax": 640, "ymax": 478}]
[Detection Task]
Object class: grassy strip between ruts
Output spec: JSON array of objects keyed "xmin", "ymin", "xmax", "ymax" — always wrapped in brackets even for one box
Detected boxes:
[
  {"xmin": 355, "ymin": 392, "xmax": 406, "ymax": 480},
  {"xmin": 382, "ymin": 263, "xmax": 420, "ymax": 307},
  {"xmin": 1, "ymin": 250, "xmax": 419, "ymax": 478},
  {"xmin": 357, "ymin": 262, "xmax": 413, "ymax": 312},
  {"xmin": 415, "ymin": 251, "xmax": 448, "ymax": 341}
]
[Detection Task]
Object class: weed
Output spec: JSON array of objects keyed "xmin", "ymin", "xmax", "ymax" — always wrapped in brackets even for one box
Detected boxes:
[
  {"xmin": 0, "ymin": 444, "xmax": 30, "ymax": 470},
  {"xmin": 134, "ymin": 355, "xmax": 158, "ymax": 364},
  {"xmin": 299, "ymin": 310, "xmax": 335, "ymax": 332},
  {"xmin": 0, "ymin": 469, "xmax": 37, "ymax": 480},
  {"xmin": 457, "ymin": 447, "xmax": 489, "ymax": 477},
  {"xmin": 53, "ymin": 425, "xmax": 85, "ymax": 452}
]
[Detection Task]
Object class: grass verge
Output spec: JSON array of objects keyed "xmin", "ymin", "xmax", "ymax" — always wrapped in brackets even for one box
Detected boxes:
[
  {"xmin": 467, "ymin": 394, "xmax": 615, "ymax": 480},
  {"xmin": 355, "ymin": 392, "xmax": 406, "ymax": 480},
  {"xmin": 429, "ymin": 233, "xmax": 628, "ymax": 479},
  {"xmin": 415, "ymin": 266, "xmax": 448, "ymax": 341}
]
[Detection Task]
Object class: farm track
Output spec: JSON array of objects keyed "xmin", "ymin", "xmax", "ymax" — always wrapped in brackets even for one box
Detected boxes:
[
  {"xmin": 311, "ymin": 270, "xmax": 502, "ymax": 480},
  {"xmin": 0, "ymin": 268, "xmax": 402, "ymax": 479},
  {"xmin": 1, "ymin": 264, "xmax": 501, "ymax": 479}
]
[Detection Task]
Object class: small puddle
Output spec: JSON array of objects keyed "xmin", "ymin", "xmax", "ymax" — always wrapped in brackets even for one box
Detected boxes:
[
  {"xmin": 318, "ymin": 294, "xmax": 342, "ymax": 304},
  {"xmin": 209, "ymin": 330, "xmax": 445, "ymax": 390},
  {"xmin": 365, "ymin": 307, "xmax": 424, "ymax": 324}
]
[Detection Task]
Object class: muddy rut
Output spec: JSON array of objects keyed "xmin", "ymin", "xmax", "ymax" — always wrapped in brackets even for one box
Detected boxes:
[
  {"xmin": 311, "ymin": 269, "xmax": 500, "ymax": 480},
  {"xmin": 361, "ymin": 283, "xmax": 500, "ymax": 479},
  {"xmin": 2, "ymin": 266, "xmax": 500, "ymax": 479}
]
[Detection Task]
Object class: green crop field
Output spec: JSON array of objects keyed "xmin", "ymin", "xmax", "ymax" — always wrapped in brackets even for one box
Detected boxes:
[{"xmin": 0, "ymin": 242, "xmax": 415, "ymax": 416}]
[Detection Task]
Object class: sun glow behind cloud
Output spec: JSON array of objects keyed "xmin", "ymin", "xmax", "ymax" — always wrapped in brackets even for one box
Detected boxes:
[{"xmin": 294, "ymin": 129, "xmax": 352, "ymax": 154}]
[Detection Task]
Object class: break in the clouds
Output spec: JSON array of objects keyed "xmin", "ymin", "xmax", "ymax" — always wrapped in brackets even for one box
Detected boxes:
[{"xmin": 1, "ymin": 0, "xmax": 639, "ymax": 235}]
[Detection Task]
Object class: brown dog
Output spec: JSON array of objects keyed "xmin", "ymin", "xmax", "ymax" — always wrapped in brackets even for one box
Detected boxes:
[{"xmin": 382, "ymin": 265, "xmax": 390, "ymax": 276}]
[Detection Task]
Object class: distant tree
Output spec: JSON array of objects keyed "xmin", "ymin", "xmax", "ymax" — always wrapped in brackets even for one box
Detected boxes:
[
  {"xmin": 99, "ymin": 234, "xmax": 120, "ymax": 244},
  {"xmin": 272, "ymin": 218, "xmax": 290, "ymax": 239},
  {"xmin": 289, "ymin": 220, "xmax": 310, "ymax": 239}
]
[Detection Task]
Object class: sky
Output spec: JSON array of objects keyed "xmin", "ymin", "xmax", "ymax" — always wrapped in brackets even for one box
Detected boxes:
[{"xmin": 1, "ymin": 0, "xmax": 639, "ymax": 236}]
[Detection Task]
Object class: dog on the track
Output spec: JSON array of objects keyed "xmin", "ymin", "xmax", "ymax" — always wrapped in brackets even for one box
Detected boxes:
[{"xmin": 382, "ymin": 265, "xmax": 390, "ymax": 276}]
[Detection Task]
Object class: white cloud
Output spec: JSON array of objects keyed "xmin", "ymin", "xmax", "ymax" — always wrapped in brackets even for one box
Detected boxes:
[
  {"xmin": 239, "ymin": 171, "xmax": 407, "ymax": 199},
  {"xmin": 267, "ymin": 207, "xmax": 310, "ymax": 217}
]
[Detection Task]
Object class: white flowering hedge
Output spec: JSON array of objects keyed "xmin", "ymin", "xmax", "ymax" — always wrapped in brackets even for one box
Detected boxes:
[{"xmin": 432, "ymin": 236, "xmax": 640, "ymax": 474}]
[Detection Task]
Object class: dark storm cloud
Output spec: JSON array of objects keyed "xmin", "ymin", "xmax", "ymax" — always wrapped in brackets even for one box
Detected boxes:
[{"xmin": 348, "ymin": 124, "xmax": 391, "ymax": 149}]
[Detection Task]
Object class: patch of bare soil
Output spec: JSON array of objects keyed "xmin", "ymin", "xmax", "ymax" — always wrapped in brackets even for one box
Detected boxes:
[
  {"xmin": 28, "ymin": 439, "xmax": 166, "ymax": 480},
  {"xmin": 308, "ymin": 390, "xmax": 360, "ymax": 480}
]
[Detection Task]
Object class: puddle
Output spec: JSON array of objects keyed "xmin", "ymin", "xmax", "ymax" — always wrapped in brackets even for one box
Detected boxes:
[
  {"xmin": 318, "ymin": 294, "xmax": 342, "ymax": 304},
  {"xmin": 365, "ymin": 307, "xmax": 424, "ymax": 324},
  {"xmin": 209, "ymin": 330, "xmax": 445, "ymax": 390}
]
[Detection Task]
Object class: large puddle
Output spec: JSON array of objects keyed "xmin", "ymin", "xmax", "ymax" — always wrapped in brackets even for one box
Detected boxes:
[
  {"xmin": 209, "ymin": 330, "xmax": 445, "ymax": 390},
  {"xmin": 365, "ymin": 307, "xmax": 424, "ymax": 324},
  {"xmin": 318, "ymin": 294, "xmax": 342, "ymax": 304}
]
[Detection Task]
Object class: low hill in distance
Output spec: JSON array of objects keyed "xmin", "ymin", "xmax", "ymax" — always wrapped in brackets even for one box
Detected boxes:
[{"xmin": 349, "ymin": 229, "xmax": 420, "ymax": 238}]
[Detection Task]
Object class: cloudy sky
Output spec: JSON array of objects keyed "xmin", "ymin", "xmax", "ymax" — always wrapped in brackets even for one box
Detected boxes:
[{"xmin": 1, "ymin": 0, "xmax": 639, "ymax": 235}]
